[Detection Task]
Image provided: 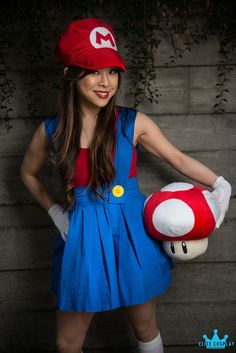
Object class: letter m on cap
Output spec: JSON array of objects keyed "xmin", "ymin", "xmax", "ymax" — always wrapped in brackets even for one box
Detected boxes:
[{"xmin": 96, "ymin": 31, "xmax": 115, "ymax": 48}]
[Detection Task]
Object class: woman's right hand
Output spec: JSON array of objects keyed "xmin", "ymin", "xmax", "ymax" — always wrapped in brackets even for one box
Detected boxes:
[{"xmin": 48, "ymin": 203, "xmax": 69, "ymax": 241}]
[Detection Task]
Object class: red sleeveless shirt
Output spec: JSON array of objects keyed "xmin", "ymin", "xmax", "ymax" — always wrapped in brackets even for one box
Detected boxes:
[{"xmin": 73, "ymin": 108, "xmax": 137, "ymax": 187}]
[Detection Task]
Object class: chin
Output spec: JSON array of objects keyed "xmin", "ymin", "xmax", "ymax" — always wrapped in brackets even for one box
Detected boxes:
[
  {"xmin": 93, "ymin": 96, "xmax": 113, "ymax": 108},
  {"xmin": 95, "ymin": 99, "xmax": 109, "ymax": 106}
]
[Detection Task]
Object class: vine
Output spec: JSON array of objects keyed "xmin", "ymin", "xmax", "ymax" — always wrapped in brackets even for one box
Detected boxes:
[
  {"xmin": 0, "ymin": 0, "xmax": 235, "ymax": 130},
  {"xmin": 24, "ymin": 5, "xmax": 52, "ymax": 118},
  {"xmin": 0, "ymin": 12, "xmax": 15, "ymax": 131},
  {"xmin": 109, "ymin": 0, "xmax": 236, "ymax": 109},
  {"xmin": 215, "ymin": 41, "xmax": 234, "ymax": 113}
]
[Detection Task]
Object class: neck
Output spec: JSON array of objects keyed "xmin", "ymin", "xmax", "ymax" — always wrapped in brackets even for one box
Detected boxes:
[{"xmin": 79, "ymin": 105, "xmax": 101, "ymax": 121}]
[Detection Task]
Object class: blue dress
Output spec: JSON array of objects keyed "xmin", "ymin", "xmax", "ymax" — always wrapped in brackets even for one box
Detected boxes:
[{"xmin": 44, "ymin": 106, "xmax": 173, "ymax": 312}]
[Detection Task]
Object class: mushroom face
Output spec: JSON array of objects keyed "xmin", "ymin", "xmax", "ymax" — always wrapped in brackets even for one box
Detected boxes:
[{"xmin": 162, "ymin": 238, "xmax": 209, "ymax": 260}]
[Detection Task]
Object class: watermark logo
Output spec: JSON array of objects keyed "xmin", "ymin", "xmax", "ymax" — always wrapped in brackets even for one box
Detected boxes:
[{"xmin": 198, "ymin": 329, "xmax": 235, "ymax": 349}]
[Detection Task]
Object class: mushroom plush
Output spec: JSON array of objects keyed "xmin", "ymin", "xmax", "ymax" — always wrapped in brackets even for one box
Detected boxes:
[{"xmin": 143, "ymin": 182, "xmax": 221, "ymax": 260}]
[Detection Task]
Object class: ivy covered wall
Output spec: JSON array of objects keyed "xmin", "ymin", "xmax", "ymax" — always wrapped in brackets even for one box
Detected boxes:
[{"xmin": 0, "ymin": 1, "xmax": 235, "ymax": 352}]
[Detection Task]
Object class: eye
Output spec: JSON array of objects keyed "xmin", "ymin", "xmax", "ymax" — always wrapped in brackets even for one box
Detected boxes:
[
  {"xmin": 170, "ymin": 242, "xmax": 175, "ymax": 254},
  {"xmin": 182, "ymin": 242, "xmax": 188, "ymax": 254},
  {"xmin": 90, "ymin": 70, "xmax": 99, "ymax": 75},
  {"xmin": 110, "ymin": 68, "xmax": 118, "ymax": 75}
]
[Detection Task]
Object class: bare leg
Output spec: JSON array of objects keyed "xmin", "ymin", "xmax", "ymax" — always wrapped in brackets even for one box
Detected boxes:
[
  {"xmin": 123, "ymin": 296, "xmax": 158, "ymax": 341},
  {"xmin": 123, "ymin": 296, "xmax": 164, "ymax": 352},
  {"xmin": 56, "ymin": 310, "xmax": 95, "ymax": 353}
]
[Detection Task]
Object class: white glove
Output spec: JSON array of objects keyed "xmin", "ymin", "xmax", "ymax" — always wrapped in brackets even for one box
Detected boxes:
[
  {"xmin": 48, "ymin": 203, "xmax": 69, "ymax": 241},
  {"xmin": 210, "ymin": 176, "xmax": 232, "ymax": 228}
]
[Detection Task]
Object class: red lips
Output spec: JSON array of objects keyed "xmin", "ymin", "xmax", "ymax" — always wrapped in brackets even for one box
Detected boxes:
[{"xmin": 94, "ymin": 91, "xmax": 109, "ymax": 99}]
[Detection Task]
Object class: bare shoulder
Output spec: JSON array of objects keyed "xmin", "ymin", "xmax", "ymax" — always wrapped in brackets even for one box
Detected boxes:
[
  {"xmin": 33, "ymin": 121, "xmax": 49, "ymax": 148},
  {"xmin": 134, "ymin": 111, "xmax": 161, "ymax": 146},
  {"xmin": 20, "ymin": 121, "xmax": 50, "ymax": 176},
  {"xmin": 134, "ymin": 110, "xmax": 183, "ymax": 162}
]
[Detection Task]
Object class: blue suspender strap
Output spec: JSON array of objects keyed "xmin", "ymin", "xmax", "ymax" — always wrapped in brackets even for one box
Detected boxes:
[
  {"xmin": 44, "ymin": 115, "xmax": 59, "ymax": 161},
  {"xmin": 106, "ymin": 107, "xmax": 138, "ymax": 204}
]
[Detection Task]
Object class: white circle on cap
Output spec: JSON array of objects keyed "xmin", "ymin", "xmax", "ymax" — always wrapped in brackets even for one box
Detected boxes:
[
  {"xmin": 161, "ymin": 182, "xmax": 193, "ymax": 192},
  {"xmin": 90, "ymin": 27, "xmax": 117, "ymax": 50},
  {"xmin": 152, "ymin": 199, "xmax": 195, "ymax": 237}
]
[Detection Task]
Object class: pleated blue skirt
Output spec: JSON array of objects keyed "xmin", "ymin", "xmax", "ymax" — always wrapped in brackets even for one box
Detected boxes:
[{"xmin": 50, "ymin": 178, "xmax": 173, "ymax": 312}]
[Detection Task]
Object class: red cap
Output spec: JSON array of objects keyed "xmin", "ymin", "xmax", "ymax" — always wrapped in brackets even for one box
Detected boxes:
[{"xmin": 54, "ymin": 18, "xmax": 126, "ymax": 71}]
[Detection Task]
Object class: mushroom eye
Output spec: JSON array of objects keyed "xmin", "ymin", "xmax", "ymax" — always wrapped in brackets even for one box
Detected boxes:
[
  {"xmin": 182, "ymin": 241, "xmax": 188, "ymax": 254},
  {"xmin": 170, "ymin": 242, "xmax": 175, "ymax": 254}
]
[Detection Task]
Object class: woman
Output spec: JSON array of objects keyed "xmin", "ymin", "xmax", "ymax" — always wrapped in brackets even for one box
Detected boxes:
[{"xmin": 20, "ymin": 18, "xmax": 231, "ymax": 353}]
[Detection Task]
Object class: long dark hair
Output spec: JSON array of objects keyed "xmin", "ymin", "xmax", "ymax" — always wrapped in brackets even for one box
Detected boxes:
[{"xmin": 51, "ymin": 66, "xmax": 121, "ymax": 210}]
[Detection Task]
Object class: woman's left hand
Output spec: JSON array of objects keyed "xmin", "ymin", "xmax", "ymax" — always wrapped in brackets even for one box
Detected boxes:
[{"xmin": 210, "ymin": 176, "xmax": 232, "ymax": 228}]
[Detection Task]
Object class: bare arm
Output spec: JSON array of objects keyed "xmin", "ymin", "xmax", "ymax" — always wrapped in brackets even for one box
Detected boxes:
[
  {"xmin": 135, "ymin": 111, "xmax": 218, "ymax": 187},
  {"xmin": 19, "ymin": 122, "xmax": 56, "ymax": 211}
]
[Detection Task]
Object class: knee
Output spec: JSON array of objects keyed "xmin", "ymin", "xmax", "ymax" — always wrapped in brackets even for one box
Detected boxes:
[
  {"xmin": 56, "ymin": 336, "xmax": 83, "ymax": 353},
  {"xmin": 134, "ymin": 316, "xmax": 155, "ymax": 331},
  {"xmin": 131, "ymin": 317, "xmax": 158, "ymax": 341}
]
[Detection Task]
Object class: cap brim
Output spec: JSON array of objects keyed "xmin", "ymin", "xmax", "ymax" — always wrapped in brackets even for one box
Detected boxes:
[{"xmin": 67, "ymin": 48, "xmax": 126, "ymax": 71}]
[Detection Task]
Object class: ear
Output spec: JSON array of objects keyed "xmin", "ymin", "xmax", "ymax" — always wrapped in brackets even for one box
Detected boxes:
[{"xmin": 64, "ymin": 67, "xmax": 69, "ymax": 75}]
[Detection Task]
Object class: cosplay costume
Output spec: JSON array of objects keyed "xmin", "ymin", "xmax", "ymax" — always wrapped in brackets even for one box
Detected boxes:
[
  {"xmin": 45, "ymin": 18, "xmax": 173, "ymax": 313},
  {"xmin": 45, "ymin": 106, "xmax": 173, "ymax": 312}
]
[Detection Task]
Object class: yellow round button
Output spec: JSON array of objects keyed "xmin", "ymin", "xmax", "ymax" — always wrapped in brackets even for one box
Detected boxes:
[{"xmin": 112, "ymin": 185, "xmax": 124, "ymax": 197}]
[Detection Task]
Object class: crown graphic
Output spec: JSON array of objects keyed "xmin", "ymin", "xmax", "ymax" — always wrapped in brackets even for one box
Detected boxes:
[{"xmin": 203, "ymin": 329, "xmax": 228, "ymax": 349}]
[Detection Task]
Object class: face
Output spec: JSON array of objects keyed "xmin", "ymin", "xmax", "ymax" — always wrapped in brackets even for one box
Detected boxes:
[
  {"xmin": 162, "ymin": 238, "xmax": 209, "ymax": 261},
  {"xmin": 75, "ymin": 67, "xmax": 119, "ymax": 111}
]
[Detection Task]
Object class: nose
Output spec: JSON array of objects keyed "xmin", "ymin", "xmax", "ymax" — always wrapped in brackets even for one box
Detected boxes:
[{"xmin": 98, "ymin": 71, "xmax": 110, "ymax": 87}]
